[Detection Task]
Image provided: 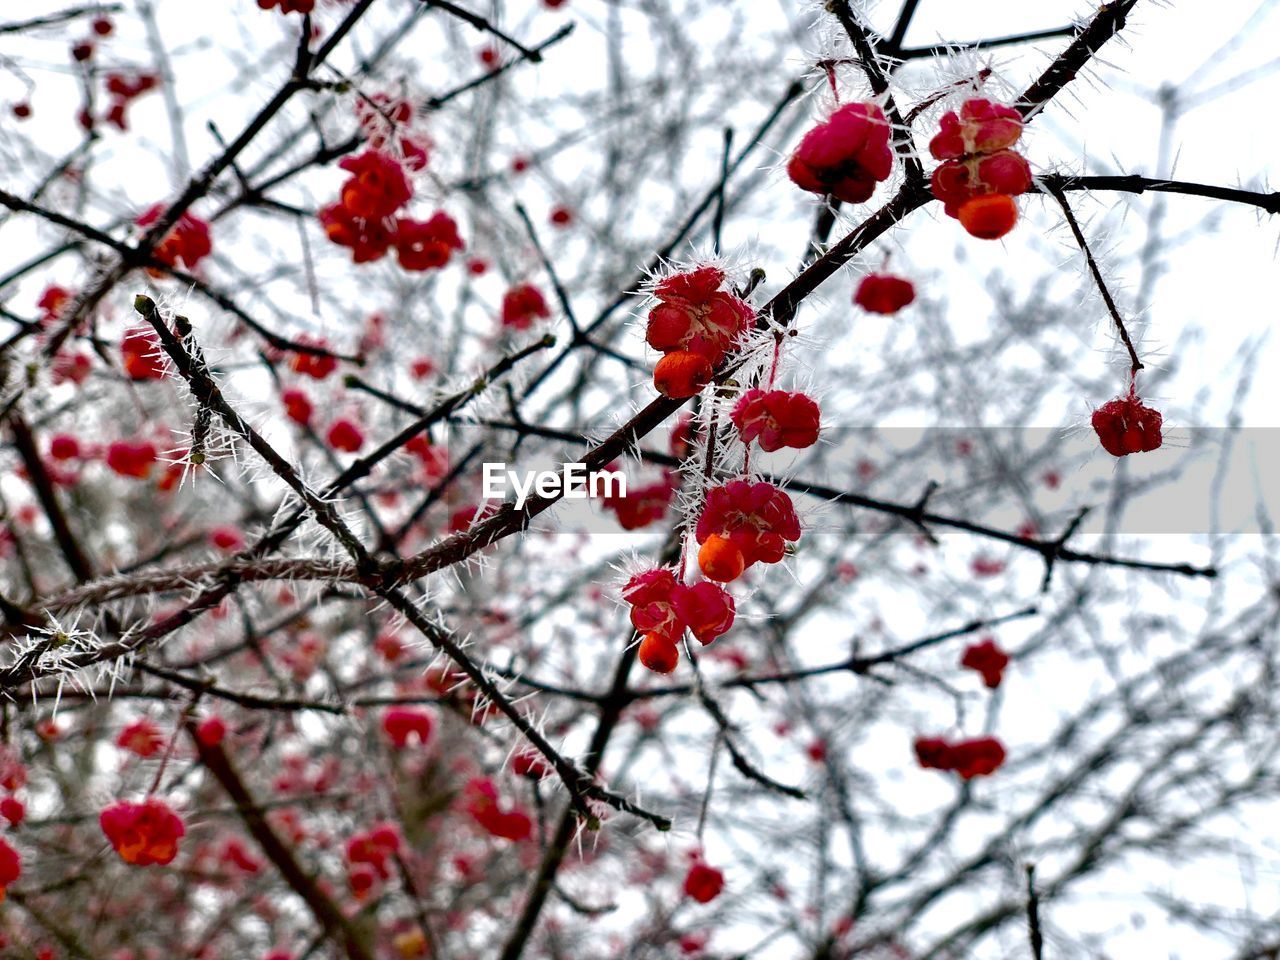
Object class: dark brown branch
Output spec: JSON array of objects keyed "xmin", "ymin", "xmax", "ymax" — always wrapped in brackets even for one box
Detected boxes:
[
  {"xmin": 0, "ymin": 3, "xmax": 121, "ymax": 35},
  {"xmin": 419, "ymin": 0, "xmax": 544, "ymax": 62},
  {"xmin": 1046, "ymin": 182, "xmax": 1143, "ymax": 374},
  {"xmin": 513, "ymin": 203, "xmax": 580, "ymax": 336},
  {"xmin": 636, "ymin": 607, "xmax": 1039, "ymax": 701},
  {"xmin": 900, "ymin": 24, "xmax": 1080, "ymax": 60},
  {"xmin": 825, "ymin": 1, "xmax": 926, "ymax": 186},
  {"xmin": 7, "ymin": 411, "xmax": 95, "ymax": 582},
  {"xmin": 1015, "ymin": 0, "xmax": 1141, "ymax": 120},
  {"xmin": 187, "ymin": 722, "xmax": 375, "ymax": 960},
  {"xmin": 1038, "ymin": 173, "xmax": 1280, "ymax": 214},
  {"xmin": 1026, "ymin": 864, "xmax": 1045, "ymax": 960}
]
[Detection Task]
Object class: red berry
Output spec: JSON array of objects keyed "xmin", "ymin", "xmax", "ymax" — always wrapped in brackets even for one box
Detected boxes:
[
  {"xmin": 0, "ymin": 796, "xmax": 25, "ymax": 828},
  {"xmin": 11, "ymin": 102, "xmax": 31, "ymax": 120},
  {"xmin": 645, "ymin": 266, "xmax": 752, "ymax": 366},
  {"xmin": 1092, "ymin": 391, "xmax": 1163, "ymax": 456},
  {"xmin": 653, "ymin": 351, "xmax": 713, "ymax": 398},
  {"xmin": 787, "ymin": 102, "xmax": 893, "ymax": 204},
  {"xmin": 683, "ymin": 861, "xmax": 725, "ymax": 903},
  {"xmin": 511, "ymin": 751, "xmax": 549, "ymax": 779},
  {"xmin": 121, "ymin": 328, "xmax": 166, "ymax": 381},
  {"xmin": 461, "ymin": 778, "xmax": 532, "ymax": 841},
  {"xmin": 208, "ymin": 526, "xmax": 245, "ymax": 552},
  {"xmin": 730, "ymin": 389, "xmax": 821, "ymax": 451},
  {"xmin": 601, "ymin": 471, "xmax": 678, "ymax": 530},
  {"xmin": 623, "ymin": 569, "xmax": 734, "ymax": 652},
  {"xmin": 116, "ymin": 719, "xmax": 164, "ymax": 758},
  {"xmin": 320, "ymin": 202, "xmax": 394, "ymax": 263},
  {"xmin": 960, "ymin": 637, "xmax": 1010, "ymax": 689},
  {"xmin": 92, "ymin": 17, "xmax": 114, "ymax": 36},
  {"xmin": 49, "ymin": 434, "xmax": 81, "ymax": 461},
  {"xmin": 549, "ymin": 205, "xmax": 572, "ymax": 226},
  {"xmin": 288, "ymin": 341, "xmax": 337, "ymax": 380},
  {"xmin": 72, "ymin": 41, "xmax": 95, "ymax": 62},
  {"xmin": 195, "ymin": 716, "xmax": 227, "ymax": 747},
  {"xmin": 105, "ymin": 439, "xmax": 158, "ymax": 480},
  {"xmin": 136, "ymin": 203, "xmax": 213, "ymax": 271},
  {"xmin": 854, "ymin": 274, "xmax": 916, "ymax": 315},
  {"xmin": 928, "ymin": 99, "xmax": 1024, "ymax": 161},
  {"xmin": 0, "ymin": 838, "xmax": 20, "ymax": 897},
  {"xmin": 381, "ymin": 707, "xmax": 434, "ymax": 748},
  {"xmin": 638, "ymin": 634, "xmax": 679, "ymax": 673},
  {"xmin": 326, "ymin": 419, "xmax": 365, "ymax": 453},
  {"xmin": 281, "ymin": 388, "xmax": 314, "ymax": 426},
  {"xmin": 698, "ymin": 534, "xmax": 745, "ymax": 583},
  {"xmin": 393, "ymin": 212, "xmax": 464, "ymax": 272},
  {"xmin": 913, "ymin": 735, "xmax": 1006, "ymax": 779},
  {"xmin": 100, "ymin": 798, "xmax": 186, "ymax": 866},
  {"xmin": 500, "ymin": 283, "xmax": 551, "ymax": 330},
  {"xmin": 958, "ymin": 194, "xmax": 1018, "ymax": 240},
  {"xmin": 670, "ymin": 582, "xmax": 735, "ymax": 645}
]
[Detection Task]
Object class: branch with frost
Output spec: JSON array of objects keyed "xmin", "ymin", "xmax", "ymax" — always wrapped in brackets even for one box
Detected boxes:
[{"xmin": 128, "ymin": 296, "xmax": 671, "ymax": 830}]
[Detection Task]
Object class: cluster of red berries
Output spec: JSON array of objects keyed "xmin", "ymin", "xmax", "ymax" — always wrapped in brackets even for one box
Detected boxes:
[
  {"xmin": 319, "ymin": 149, "xmax": 463, "ymax": 271},
  {"xmin": 787, "ymin": 102, "xmax": 893, "ymax": 204},
  {"xmin": 625, "ymin": 265, "xmax": 816, "ymax": 672},
  {"xmin": 601, "ymin": 469, "xmax": 680, "ymax": 530},
  {"xmin": 137, "ymin": 203, "xmax": 213, "ymax": 273},
  {"xmin": 960, "ymin": 637, "xmax": 1010, "ymax": 689},
  {"xmin": 103, "ymin": 72, "xmax": 159, "ymax": 130},
  {"xmin": 99, "ymin": 797, "xmax": 186, "ymax": 866},
  {"xmin": 500, "ymin": 283, "xmax": 552, "ymax": 330},
  {"xmin": 645, "ymin": 267, "xmax": 753, "ymax": 398},
  {"xmin": 929, "ymin": 98, "xmax": 1032, "ymax": 240},
  {"xmin": 345, "ymin": 823, "xmax": 401, "ymax": 900},
  {"xmin": 1092, "ymin": 386, "xmax": 1163, "ymax": 457},
  {"xmin": 854, "ymin": 273, "xmax": 916, "ymax": 315},
  {"xmin": 729, "ymin": 389, "xmax": 821, "ymax": 453},
  {"xmin": 461, "ymin": 776, "xmax": 533, "ymax": 842},
  {"xmin": 695, "ymin": 480, "xmax": 802, "ymax": 583},
  {"xmin": 623, "ymin": 568, "xmax": 736, "ymax": 674},
  {"xmin": 913, "ymin": 735, "xmax": 1007, "ymax": 780}
]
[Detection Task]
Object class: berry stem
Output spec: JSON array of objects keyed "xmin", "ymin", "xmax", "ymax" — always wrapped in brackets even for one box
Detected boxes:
[{"xmin": 1047, "ymin": 182, "xmax": 1144, "ymax": 376}]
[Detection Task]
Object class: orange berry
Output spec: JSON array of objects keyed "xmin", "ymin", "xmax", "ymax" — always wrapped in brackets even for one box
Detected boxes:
[
  {"xmin": 638, "ymin": 634, "xmax": 679, "ymax": 674},
  {"xmin": 394, "ymin": 927, "xmax": 428, "ymax": 958},
  {"xmin": 653, "ymin": 351, "xmax": 713, "ymax": 398},
  {"xmin": 957, "ymin": 194, "xmax": 1018, "ymax": 240},
  {"xmin": 698, "ymin": 534, "xmax": 745, "ymax": 582}
]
